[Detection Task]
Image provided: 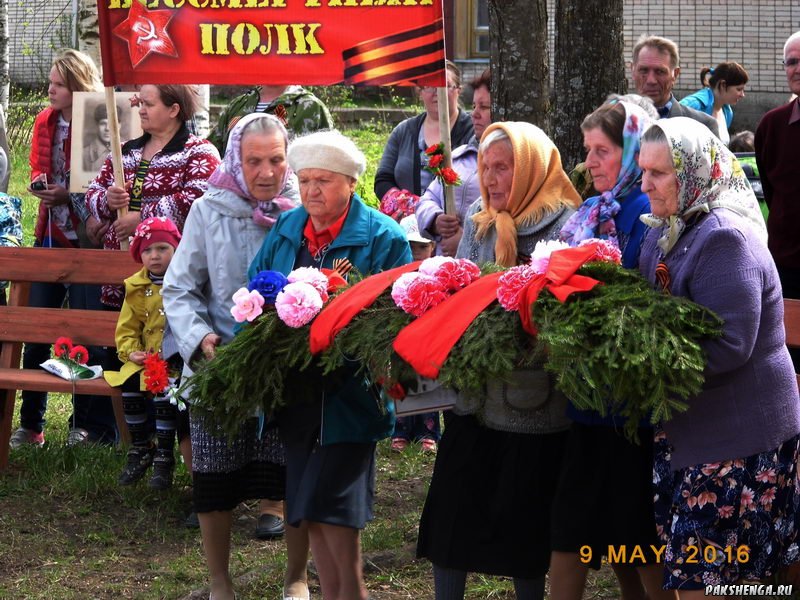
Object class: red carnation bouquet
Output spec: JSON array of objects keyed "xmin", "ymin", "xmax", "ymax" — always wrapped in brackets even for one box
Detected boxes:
[{"xmin": 423, "ymin": 143, "xmax": 462, "ymax": 187}]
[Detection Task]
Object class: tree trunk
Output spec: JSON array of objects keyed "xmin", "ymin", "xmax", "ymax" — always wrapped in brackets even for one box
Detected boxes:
[
  {"xmin": 552, "ymin": 0, "xmax": 626, "ymax": 171},
  {"xmin": 77, "ymin": 0, "xmax": 101, "ymax": 69},
  {"xmin": 0, "ymin": 0, "xmax": 9, "ymax": 112},
  {"xmin": 488, "ymin": 0, "xmax": 549, "ymax": 130}
]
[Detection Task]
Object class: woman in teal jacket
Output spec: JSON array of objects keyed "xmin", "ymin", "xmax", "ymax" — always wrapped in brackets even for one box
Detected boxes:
[
  {"xmin": 249, "ymin": 130, "xmax": 411, "ymax": 600},
  {"xmin": 680, "ymin": 61, "xmax": 749, "ymax": 146}
]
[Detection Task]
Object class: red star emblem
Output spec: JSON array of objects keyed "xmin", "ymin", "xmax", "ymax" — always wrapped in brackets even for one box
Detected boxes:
[{"xmin": 113, "ymin": 2, "xmax": 178, "ymax": 68}]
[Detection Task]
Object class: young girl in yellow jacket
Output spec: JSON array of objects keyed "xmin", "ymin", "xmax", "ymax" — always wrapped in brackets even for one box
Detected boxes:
[{"xmin": 105, "ymin": 216, "xmax": 182, "ymax": 489}]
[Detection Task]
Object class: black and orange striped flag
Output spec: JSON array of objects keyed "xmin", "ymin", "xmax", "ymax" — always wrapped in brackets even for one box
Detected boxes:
[{"xmin": 342, "ymin": 20, "xmax": 446, "ymax": 87}]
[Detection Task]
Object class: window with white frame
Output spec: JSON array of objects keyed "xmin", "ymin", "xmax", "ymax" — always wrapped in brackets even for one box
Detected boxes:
[{"xmin": 471, "ymin": 0, "xmax": 489, "ymax": 57}]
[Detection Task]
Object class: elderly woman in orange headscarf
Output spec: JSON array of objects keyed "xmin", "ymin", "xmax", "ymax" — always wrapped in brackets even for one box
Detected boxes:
[{"xmin": 416, "ymin": 121, "xmax": 581, "ymax": 600}]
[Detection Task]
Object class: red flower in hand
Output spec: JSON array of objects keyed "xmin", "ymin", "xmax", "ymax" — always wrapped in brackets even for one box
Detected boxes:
[
  {"xmin": 425, "ymin": 143, "xmax": 441, "ymax": 155},
  {"xmin": 427, "ymin": 154, "xmax": 443, "ymax": 168},
  {"xmin": 69, "ymin": 345, "xmax": 90, "ymax": 365},
  {"xmin": 441, "ymin": 167, "xmax": 460, "ymax": 185},
  {"xmin": 54, "ymin": 337, "xmax": 73, "ymax": 358},
  {"xmin": 143, "ymin": 353, "xmax": 170, "ymax": 394}
]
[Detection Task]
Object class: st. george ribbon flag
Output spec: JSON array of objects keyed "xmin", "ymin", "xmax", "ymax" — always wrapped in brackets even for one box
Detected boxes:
[{"xmin": 96, "ymin": 0, "xmax": 447, "ymax": 87}]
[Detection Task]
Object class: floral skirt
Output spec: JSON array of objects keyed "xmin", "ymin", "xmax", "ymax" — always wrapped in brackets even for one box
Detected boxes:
[{"xmin": 653, "ymin": 430, "xmax": 800, "ymax": 590}]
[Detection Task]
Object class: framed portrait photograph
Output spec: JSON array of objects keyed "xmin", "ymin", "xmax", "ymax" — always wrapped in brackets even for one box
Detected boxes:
[{"xmin": 70, "ymin": 91, "xmax": 143, "ymax": 193}]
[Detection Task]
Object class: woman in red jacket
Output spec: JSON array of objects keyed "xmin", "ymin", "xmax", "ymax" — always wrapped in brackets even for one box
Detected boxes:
[{"xmin": 11, "ymin": 49, "xmax": 118, "ymax": 450}]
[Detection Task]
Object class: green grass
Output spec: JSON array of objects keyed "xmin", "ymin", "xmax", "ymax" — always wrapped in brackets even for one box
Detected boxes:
[{"xmin": 349, "ymin": 120, "xmax": 393, "ymax": 209}]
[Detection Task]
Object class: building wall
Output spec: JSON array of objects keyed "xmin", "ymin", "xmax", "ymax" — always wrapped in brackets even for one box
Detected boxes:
[
  {"xmin": 9, "ymin": 0, "xmax": 75, "ymax": 87},
  {"xmin": 624, "ymin": 0, "xmax": 799, "ymax": 95}
]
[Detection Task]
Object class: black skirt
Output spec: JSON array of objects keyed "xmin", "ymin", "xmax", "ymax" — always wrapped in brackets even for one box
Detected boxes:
[
  {"xmin": 550, "ymin": 421, "xmax": 661, "ymax": 569},
  {"xmin": 417, "ymin": 412, "xmax": 568, "ymax": 579},
  {"xmin": 279, "ymin": 397, "xmax": 377, "ymax": 530},
  {"xmin": 193, "ymin": 459, "xmax": 285, "ymax": 513},
  {"xmin": 190, "ymin": 415, "xmax": 286, "ymax": 513}
]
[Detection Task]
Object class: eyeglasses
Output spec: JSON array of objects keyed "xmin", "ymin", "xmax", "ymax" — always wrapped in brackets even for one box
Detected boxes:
[
  {"xmin": 783, "ymin": 57, "xmax": 800, "ymax": 68},
  {"xmin": 419, "ymin": 85, "xmax": 460, "ymax": 93}
]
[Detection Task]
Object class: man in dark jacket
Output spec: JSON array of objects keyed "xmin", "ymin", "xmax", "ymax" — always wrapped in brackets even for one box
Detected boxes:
[
  {"xmin": 632, "ymin": 35, "xmax": 720, "ymax": 138},
  {"xmin": 756, "ymin": 31, "xmax": 800, "ymax": 335}
]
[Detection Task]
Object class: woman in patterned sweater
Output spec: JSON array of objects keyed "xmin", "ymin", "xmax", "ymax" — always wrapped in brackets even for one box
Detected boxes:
[{"xmin": 85, "ymin": 84, "xmax": 220, "ymax": 308}]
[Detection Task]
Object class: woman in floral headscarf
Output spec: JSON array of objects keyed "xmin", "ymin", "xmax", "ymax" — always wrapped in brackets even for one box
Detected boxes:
[
  {"xmin": 550, "ymin": 101, "xmax": 677, "ymax": 600},
  {"xmin": 638, "ymin": 117, "xmax": 798, "ymax": 594},
  {"xmin": 559, "ymin": 100, "xmax": 653, "ymax": 268},
  {"xmin": 162, "ymin": 113, "xmax": 302, "ymax": 600}
]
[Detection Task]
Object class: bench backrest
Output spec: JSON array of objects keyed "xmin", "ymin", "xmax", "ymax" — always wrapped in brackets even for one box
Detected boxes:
[{"xmin": 0, "ymin": 247, "xmax": 139, "ymax": 348}]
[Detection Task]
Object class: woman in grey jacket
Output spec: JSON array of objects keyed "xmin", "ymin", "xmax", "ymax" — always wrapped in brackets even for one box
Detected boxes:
[{"xmin": 162, "ymin": 113, "xmax": 305, "ymax": 600}]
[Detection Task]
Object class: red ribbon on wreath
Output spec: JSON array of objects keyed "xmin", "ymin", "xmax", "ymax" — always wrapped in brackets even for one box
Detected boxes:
[
  {"xmin": 309, "ymin": 261, "xmax": 422, "ymax": 354},
  {"xmin": 517, "ymin": 244, "xmax": 602, "ymax": 335},
  {"xmin": 394, "ymin": 244, "xmax": 603, "ymax": 379},
  {"xmin": 393, "ymin": 272, "xmax": 504, "ymax": 379}
]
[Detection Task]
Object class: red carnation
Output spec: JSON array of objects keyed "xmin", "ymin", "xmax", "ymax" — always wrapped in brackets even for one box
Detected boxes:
[
  {"xmin": 425, "ymin": 143, "xmax": 441, "ymax": 155},
  {"xmin": 441, "ymin": 167, "xmax": 460, "ymax": 185},
  {"xmin": 143, "ymin": 353, "xmax": 170, "ymax": 394},
  {"xmin": 69, "ymin": 345, "xmax": 90, "ymax": 365},
  {"xmin": 578, "ymin": 239, "xmax": 622, "ymax": 265},
  {"xmin": 427, "ymin": 154, "xmax": 443, "ymax": 168},
  {"xmin": 497, "ymin": 265, "xmax": 539, "ymax": 311},
  {"xmin": 434, "ymin": 259, "xmax": 481, "ymax": 291},
  {"xmin": 402, "ymin": 276, "xmax": 448, "ymax": 317},
  {"xmin": 54, "ymin": 337, "xmax": 73, "ymax": 358}
]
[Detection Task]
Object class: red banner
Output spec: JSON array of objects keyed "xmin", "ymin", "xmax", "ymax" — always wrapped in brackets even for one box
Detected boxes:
[{"xmin": 97, "ymin": 0, "xmax": 447, "ymax": 87}]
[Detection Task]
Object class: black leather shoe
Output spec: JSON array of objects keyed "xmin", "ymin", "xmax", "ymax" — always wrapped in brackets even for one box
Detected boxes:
[{"xmin": 254, "ymin": 513, "xmax": 285, "ymax": 539}]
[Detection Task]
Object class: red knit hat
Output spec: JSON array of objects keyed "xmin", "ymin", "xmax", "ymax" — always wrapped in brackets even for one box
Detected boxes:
[{"xmin": 130, "ymin": 216, "xmax": 181, "ymax": 263}]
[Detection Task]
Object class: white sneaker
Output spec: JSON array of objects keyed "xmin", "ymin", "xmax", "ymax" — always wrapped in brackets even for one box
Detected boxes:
[{"xmin": 9, "ymin": 427, "xmax": 45, "ymax": 449}]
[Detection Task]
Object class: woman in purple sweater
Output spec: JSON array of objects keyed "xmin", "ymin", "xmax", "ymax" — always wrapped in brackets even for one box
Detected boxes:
[{"xmin": 638, "ymin": 117, "xmax": 800, "ymax": 594}]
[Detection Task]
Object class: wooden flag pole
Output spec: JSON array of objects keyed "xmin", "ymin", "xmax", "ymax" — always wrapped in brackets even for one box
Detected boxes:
[
  {"xmin": 104, "ymin": 86, "xmax": 128, "ymax": 250},
  {"xmin": 436, "ymin": 87, "xmax": 456, "ymax": 215}
]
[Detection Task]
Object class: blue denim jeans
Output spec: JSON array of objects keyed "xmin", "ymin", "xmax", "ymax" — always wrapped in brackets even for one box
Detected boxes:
[{"xmin": 19, "ymin": 250, "xmax": 118, "ymax": 443}]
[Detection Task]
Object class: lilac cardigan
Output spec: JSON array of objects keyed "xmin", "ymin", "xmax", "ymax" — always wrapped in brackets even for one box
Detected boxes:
[{"xmin": 639, "ymin": 208, "xmax": 800, "ymax": 470}]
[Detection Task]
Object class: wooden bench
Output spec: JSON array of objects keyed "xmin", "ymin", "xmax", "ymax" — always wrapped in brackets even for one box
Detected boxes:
[{"xmin": 0, "ymin": 247, "xmax": 138, "ymax": 469}]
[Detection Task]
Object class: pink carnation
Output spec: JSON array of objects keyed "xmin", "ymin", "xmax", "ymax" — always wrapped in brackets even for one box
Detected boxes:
[
  {"xmin": 230, "ymin": 287, "xmax": 265, "ymax": 322},
  {"xmin": 275, "ymin": 282, "xmax": 324, "ymax": 328},
  {"xmin": 392, "ymin": 273, "xmax": 448, "ymax": 317},
  {"xmin": 391, "ymin": 272, "xmax": 419, "ymax": 304},
  {"xmin": 418, "ymin": 256, "xmax": 454, "ymax": 276},
  {"xmin": 288, "ymin": 267, "xmax": 330, "ymax": 302},
  {"xmin": 433, "ymin": 258, "xmax": 481, "ymax": 291},
  {"xmin": 578, "ymin": 238, "xmax": 622, "ymax": 265},
  {"xmin": 496, "ymin": 265, "xmax": 539, "ymax": 311}
]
